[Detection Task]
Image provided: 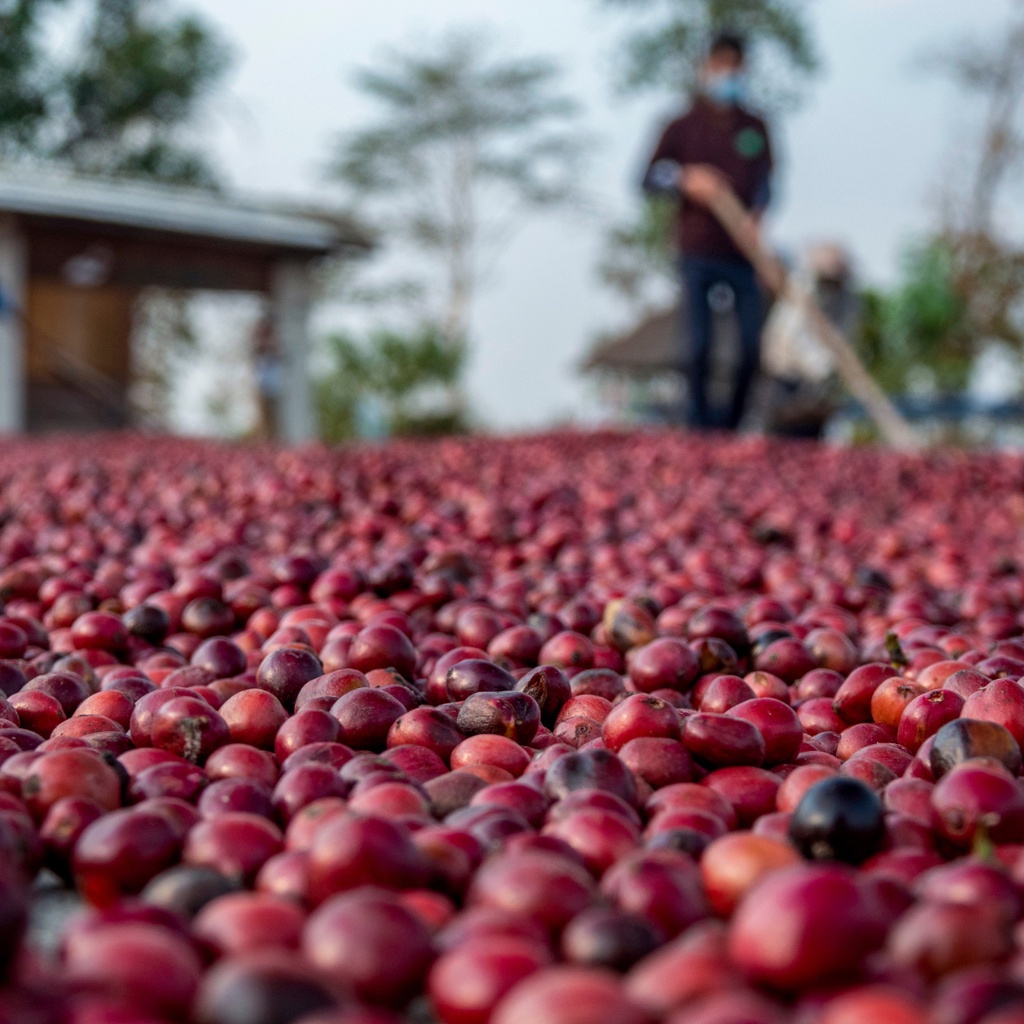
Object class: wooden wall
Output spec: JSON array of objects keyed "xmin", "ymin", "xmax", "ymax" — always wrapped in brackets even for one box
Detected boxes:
[{"xmin": 25, "ymin": 280, "xmax": 135, "ymax": 385}]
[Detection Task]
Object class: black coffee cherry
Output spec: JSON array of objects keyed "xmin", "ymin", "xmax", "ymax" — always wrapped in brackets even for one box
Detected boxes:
[{"xmin": 788, "ymin": 776, "xmax": 885, "ymax": 864}]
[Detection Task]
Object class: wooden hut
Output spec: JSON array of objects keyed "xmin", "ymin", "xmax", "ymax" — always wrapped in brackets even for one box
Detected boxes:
[{"xmin": 0, "ymin": 169, "xmax": 370, "ymax": 440}]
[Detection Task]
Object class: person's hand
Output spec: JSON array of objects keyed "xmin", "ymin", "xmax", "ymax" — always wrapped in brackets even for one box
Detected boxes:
[{"xmin": 679, "ymin": 164, "xmax": 726, "ymax": 206}]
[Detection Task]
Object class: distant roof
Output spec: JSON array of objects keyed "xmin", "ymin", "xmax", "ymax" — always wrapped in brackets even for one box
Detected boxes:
[
  {"xmin": 0, "ymin": 167, "xmax": 370, "ymax": 256},
  {"xmin": 583, "ymin": 308, "xmax": 679, "ymax": 375},
  {"xmin": 583, "ymin": 303, "xmax": 744, "ymax": 377}
]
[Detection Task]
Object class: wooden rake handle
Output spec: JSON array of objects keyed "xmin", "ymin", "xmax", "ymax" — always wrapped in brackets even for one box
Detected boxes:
[{"xmin": 705, "ymin": 185, "xmax": 923, "ymax": 450}]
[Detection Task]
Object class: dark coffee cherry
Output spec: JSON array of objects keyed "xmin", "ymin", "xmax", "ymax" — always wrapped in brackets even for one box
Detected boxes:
[
  {"xmin": 195, "ymin": 951, "xmax": 337, "ymax": 1024},
  {"xmin": 750, "ymin": 629, "xmax": 793, "ymax": 658},
  {"xmin": 645, "ymin": 828, "xmax": 713, "ymax": 859},
  {"xmin": 561, "ymin": 908, "xmax": 662, "ymax": 972},
  {"xmin": 930, "ymin": 718, "xmax": 1022, "ymax": 780},
  {"xmin": 123, "ymin": 604, "xmax": 171, "ymax": 645},
  {"xmin": 788, "ymin": 776, "xmax": 885, "ymax": 865},
  {"xmin": 141, "ymin": 865, "xmax": 241, "ymax": 919}
]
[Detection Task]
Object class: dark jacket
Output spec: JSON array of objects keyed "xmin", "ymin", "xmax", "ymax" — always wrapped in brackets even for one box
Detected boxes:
[{"xmin": 643, "ymin": 97, "xmax": 773, "ymax": 261}]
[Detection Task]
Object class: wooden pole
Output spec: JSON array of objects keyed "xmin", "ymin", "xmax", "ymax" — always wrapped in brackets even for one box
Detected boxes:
[
  {"xmin": 705, "ymin": 185, "xmax": 922, "ymax": 450},
  {"xmin": 0, "ymin": 217, "xmax": 27, "ymax": 433},
  {"xmin": 271, "ymin": 260, "xmax": 315, "ymax": 444}
]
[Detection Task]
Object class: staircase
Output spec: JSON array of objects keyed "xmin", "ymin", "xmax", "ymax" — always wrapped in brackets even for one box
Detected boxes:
[{"xmin": 27, "ymin": 345, "xmax": 131, "ymax": 433}]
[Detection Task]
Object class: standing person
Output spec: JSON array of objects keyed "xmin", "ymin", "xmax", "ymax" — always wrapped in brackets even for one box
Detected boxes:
[{"xmin": 643, "ymin": 32, "xmax": 774, "ymax": 431}]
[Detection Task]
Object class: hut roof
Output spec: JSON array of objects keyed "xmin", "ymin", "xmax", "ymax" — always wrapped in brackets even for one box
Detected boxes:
[
  {"xmin": 0, "ymin": 168, "xmax": 370, "ymax": 258},
  {"xmin": 583, "ymin": 301, "xmax": 744, "ymax": 378},
  {"xmin": 583, "ymin": 307, "xmax": 678, "ymax": 375}
]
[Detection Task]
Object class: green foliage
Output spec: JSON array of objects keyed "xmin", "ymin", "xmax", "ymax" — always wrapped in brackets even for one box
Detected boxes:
[
  {"xmin": 855, "ymin": 289, "xmax": 900, "ymax": 392},
  {"xmin": 858, "ymin": 5, "xmax": 1024, "ymax": 409},
  {"xmin": 56, "ymin": 0, "xmax": 231, "ymax": 187},
  {"xmin": 332, "ymin": 28, "xmax": 587, "ymax": 341},
  {"xmin": 0, "ymin": 0, "xmax": 67, "ymax": 153},
  {"xmin": 595, "ymin": 0, "xmax": 818, "ymax": 102},
  {"xmin": 855, "ymin": 238, "xmax": 973, "ymax": 394},
  {"xmin": 597, "ymin": 195, "xmax": 678, "ymax": 313},
  {"xmin": 889, "ymin": 242, "xmax": 971, "ymax": 391},
  {"xmin": 0, "ymin": 0, "xmax": 230, "ymax": 188},
  {"xmin": 317, "ymin": 325, "xmax": 468, "ymax": 443},
  {"xmin": 336, "ymin": 30, "xmax": 582, "ymax": 206}
]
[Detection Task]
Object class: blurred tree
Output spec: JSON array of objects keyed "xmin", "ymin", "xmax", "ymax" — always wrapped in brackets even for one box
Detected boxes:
[
  {"xmin": 0, "ymin": 0, "xmax": 230, "ymax": 185},
  {"xmin": 54, "ymin": 0, "xmax": 231, "ymax": 188},
  {"xmin": 596, "ymin": 0, "xmax": 818, "ymax": 321},
  {"xmin": 858, "ymin": 4, "xmax": 1024, "ymax": 399},
  {"xmin": 595, "ymin": 0, "xmax": 818, "ymax": 102},
  {"xmin": 331, "ymin": 29, "xmax": 587, "ymax": 346},
  {"xmin": 856, "ymin": 241, "xmax": 971, "ymax": 394},
  {"xmin": 855, "ymin": 290, "xmax": 894, "ymax": 390},
  {"xmin": 931, "ymin": 6, "xmax": 1024, "ymax": 371},
  {"xmin": 925, "ymin": 3, "xmax": 1024, "ymax": 236},
  {"xmin": 0, "ymin": 0, "xmax": 67, "ymax": 155},
  {"xmin": 317, "ymin": 326, "xmax": 467, "ymax": 442},
  {"xmin": 597, "ymin": 195, "xmax": 677, "ymax": 316}
]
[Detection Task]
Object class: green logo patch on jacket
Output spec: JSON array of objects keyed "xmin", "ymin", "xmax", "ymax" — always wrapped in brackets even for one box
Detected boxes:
[{"xmin": 734, "ymin": 127, "xmax": 766, "ymax": 159}]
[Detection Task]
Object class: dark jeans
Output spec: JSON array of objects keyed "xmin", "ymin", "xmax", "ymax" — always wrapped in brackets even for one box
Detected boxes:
[{"xmin": 680, "ymin": 255, "xmax": 763, "ymax": 430}]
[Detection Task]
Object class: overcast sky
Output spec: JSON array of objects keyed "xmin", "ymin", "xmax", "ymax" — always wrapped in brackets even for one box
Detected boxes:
[{"xmin": 186, "ymin": 0, "xmax": 1019, "ymax": 430}]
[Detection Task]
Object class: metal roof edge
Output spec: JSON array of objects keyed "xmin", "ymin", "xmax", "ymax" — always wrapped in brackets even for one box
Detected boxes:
[{"xmin": 0, "ymin": 166, "xmax": 372, "ymax": 254}]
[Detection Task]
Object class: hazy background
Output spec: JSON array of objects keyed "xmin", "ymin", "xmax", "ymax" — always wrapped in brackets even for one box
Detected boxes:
[{"xmin": 171, "ymin": 0, "xmax": 1015, "ymax": 429}]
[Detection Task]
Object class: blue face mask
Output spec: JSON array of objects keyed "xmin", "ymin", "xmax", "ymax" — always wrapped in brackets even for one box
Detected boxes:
[{"xmin": 705, "ymin": 72, "xmax": 747, "ymax": 105}]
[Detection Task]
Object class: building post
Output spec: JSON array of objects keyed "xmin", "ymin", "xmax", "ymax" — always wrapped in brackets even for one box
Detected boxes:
[
  {"xmin": 270, "ymin": 260, "xmax": 315, "ymax": 443},
  {"xmin": 0, "ymin": 217, "xmax": 27, "ymax": 434}
]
